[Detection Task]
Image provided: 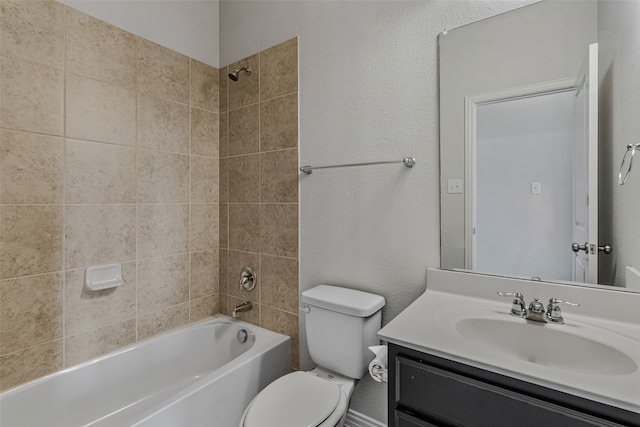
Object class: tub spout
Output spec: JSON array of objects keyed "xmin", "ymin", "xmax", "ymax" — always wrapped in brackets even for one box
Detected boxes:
[{"xmin": 232, "ymin": 301, "xmax": 252, "ymax": 318}]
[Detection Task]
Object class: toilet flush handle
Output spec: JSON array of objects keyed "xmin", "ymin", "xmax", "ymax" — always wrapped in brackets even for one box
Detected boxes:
[{"xmin": 300, "ymin": 305, "xmax": 311, "ymax": 313}]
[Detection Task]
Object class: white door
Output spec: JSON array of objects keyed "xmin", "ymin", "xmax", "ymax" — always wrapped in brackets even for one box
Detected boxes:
[{"xmin": 572, "ymin": 43, "xmax": 598, "ymax": 283}]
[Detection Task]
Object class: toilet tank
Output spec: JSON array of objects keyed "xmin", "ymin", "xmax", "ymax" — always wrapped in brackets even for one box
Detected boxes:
[{"xmin": 301, "ymin": 285, "xmax": 385, "ymax": 379}]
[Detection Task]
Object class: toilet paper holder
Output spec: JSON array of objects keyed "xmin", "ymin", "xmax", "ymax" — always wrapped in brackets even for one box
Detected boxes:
[{"xmin": 368, "ymin": 345, "xmax": 388, "ymax": 383}]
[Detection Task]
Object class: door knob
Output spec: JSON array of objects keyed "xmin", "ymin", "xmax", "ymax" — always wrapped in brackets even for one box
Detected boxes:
[
  {"xmin": 572, "ymin": 242, "xmax": 612, "ymax": 255},
  {"xmin": 598, "ymin": 244, "xmax": 613, "ymax": 254},
  {"xmin": 571, "ymin": 242, "xmax": 588, "ymax": 253}
]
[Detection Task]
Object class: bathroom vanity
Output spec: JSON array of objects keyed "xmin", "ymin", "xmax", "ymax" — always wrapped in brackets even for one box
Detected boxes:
[
  {"xmin": 389, "ymin": 344, "xmax": 636, "ymax": 427},
  {"xmin": 378, "ymin": 269, "xmax": 640, "ymax": 427}
]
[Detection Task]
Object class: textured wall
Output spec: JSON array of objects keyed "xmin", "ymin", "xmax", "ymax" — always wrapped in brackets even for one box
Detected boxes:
[
  {"xmin": 0, "ymin": 1, "xmax": 220, "ymax": 391},
  {"xmin": 219, "ymin": 0, "xmax": 539, "ymax": 422},
  {"xmin": 218, "ymin": 38, "xmax": 300, "ymax": 369}
]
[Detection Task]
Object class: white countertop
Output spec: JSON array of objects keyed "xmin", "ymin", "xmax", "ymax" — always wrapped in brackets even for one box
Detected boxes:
[{"xmin": 378, "ymin": 268, "xmax": 640, "ymax": 416}]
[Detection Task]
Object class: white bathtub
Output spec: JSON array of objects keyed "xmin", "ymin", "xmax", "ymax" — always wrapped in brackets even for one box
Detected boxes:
[{"xmin": 0, "ymin": 315, "xmax": 291, "ymax": 427}]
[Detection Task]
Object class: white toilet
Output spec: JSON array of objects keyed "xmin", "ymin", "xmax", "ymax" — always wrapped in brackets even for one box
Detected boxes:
[{"xmin": 239, "ymin": 284, "xmax": 385, "ymax": 427}]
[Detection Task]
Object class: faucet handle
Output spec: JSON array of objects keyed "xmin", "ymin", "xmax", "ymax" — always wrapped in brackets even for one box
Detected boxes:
[
  {"xmin": 497, "ymin": 292, "xmax": 527, "ymax": 317},
  {"xmin": 546, "ymin": 298, "xmax": 580, "ymax": 324}
]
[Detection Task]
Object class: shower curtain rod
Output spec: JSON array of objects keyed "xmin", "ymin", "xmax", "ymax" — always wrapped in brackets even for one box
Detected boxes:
[{"xmin": 299, "ymin": 157, "xmax": 416, "ymax": 175}]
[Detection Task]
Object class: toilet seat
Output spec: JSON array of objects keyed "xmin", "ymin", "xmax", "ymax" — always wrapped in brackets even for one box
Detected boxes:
[{"xmin": 241, "ymin": 371, "xmax": 349, "ymax": 427}]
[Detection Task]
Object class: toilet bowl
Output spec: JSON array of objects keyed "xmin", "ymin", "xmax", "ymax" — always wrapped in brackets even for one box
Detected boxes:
[
  {"xmin": 239, "ymin": 368, "xmax": 354, "ymax": 427},
  {"xmin": 238, "ymin": 285, "xmax": 385, "ymax": 427}
]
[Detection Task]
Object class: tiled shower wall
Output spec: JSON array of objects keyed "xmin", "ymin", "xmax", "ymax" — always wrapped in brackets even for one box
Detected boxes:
[
  {"xmin": 0, "ymin": 1, "xmax": 299, "ymax": 391},
  {"xmin": 0, "ymin": 1, "xmax": 221, "ymax": 390},
  {"xmin": 218, "ymin": 38, "xmax": 300, "ymax": 369}
]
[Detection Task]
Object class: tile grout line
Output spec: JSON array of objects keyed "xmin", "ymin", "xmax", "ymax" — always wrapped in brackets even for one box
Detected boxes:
[{"xmin": 62, "ymin": 4, "xmax": 68, "ymax": 370}]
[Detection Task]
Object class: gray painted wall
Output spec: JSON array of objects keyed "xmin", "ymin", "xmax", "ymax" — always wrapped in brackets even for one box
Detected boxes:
[{"xmin": 219, "ymin": 0, "xmax": 539, "ymax": 422}]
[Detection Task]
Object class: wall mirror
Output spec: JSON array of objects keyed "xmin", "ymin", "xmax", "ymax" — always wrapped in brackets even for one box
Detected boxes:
[{"xmin": 439, "ymin": 0, "xmax": 640, "ymax": 292}]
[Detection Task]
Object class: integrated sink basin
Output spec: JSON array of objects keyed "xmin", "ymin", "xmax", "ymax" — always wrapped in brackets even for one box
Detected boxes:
[
  {"xmin": 455, "ymin": 317, "xmax": 637, "ymax": 375},
  {"xmin": 433, "ymin": 303, "xmax": 640, "ymax": 378}
]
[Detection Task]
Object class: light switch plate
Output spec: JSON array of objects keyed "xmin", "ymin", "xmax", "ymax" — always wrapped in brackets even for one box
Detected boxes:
[{"xmin": 531, "ymin": 182, "xmax": 541, "ymax": 195}]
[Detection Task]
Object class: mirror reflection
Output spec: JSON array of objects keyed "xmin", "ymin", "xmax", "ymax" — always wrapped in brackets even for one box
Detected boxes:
[{"xmin": 439, "ymin": 0, "xmax": 640, "ymax": 292}]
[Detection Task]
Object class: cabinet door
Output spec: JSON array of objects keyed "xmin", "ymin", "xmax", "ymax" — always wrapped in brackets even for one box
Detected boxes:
[
  {"xmin": 396, "ymin": 356, "xmax": 625, "ymax": 427},
  {"xmin": 395, "ymin": 411, "xmax": 441, "ymax": 427}
]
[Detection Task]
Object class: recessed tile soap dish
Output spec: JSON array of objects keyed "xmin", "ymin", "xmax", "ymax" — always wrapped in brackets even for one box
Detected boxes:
[{"xmin": 85, "ymin": 264, "xmax": 125, "ymax": 291}]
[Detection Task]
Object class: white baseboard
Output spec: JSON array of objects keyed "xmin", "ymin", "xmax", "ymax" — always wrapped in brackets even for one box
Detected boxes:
[{"xmin": 344, "ymin": 409, "xmax": 387, "ymax": 427}]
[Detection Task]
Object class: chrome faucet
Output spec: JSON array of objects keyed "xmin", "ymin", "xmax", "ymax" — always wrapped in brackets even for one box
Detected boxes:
[
  {"xmin": 232, "ymin": 301, "xmax": 252, "ymax": 318},
  {"xmin": 498, "ymin": 292, "xmax": 579, "ymax": 324}
]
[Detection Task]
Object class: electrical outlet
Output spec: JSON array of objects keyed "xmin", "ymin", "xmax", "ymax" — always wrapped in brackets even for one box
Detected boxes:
[{"xmin": 447, "ymin": 179, "xmax": 463, "ymax": 194}]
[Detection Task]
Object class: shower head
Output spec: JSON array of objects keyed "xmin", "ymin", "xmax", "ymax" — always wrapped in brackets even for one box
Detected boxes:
[{"xmin": 228, "ymin": 67, "xmax": 251, "ymax": 81}]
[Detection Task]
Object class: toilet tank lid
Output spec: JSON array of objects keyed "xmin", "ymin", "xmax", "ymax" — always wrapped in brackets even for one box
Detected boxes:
[{"xmin": 301, "ymin": 285, "xmax": 385, "ymax": 317}]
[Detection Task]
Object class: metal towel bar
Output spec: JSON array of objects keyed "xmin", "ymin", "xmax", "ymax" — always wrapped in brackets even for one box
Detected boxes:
[
  {"xmin": 619, "ymin": 143, "xmax": 640, "ymax": 185},
  {"xmin": 300, "ymin": 157, "xmax": 416, "ymax": 175}
]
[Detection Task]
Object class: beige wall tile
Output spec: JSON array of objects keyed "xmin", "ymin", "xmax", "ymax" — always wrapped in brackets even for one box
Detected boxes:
[
  {"xmin": 219, "ymin": 203, "xmax": 229, "ymax": 249},
  {"xmin": 219, "ymin": 67, "xmax": 228, "ymax": 113},
  {"xmin": 65, "ymin": 8, "xmax": 136, "ymax": 88},
  {"xmin": 191, "ymin": 108, "xmax": 219, "ymax": 157},
  {"xmin": 262, "ymin": 306, "xmax": 299, "ymax": 369},
  {"xmin": 0, "ymin": 0, "xmax": 64, "ymax": 69},
  {"xmin": 261, "ymin": 255, "xmax": 298, "ymax": 313},
  {"xmin": 137, "ymin": 254, "xmax": 189, "ymax": 315},
  {"xmin": 228, "ymin": 250, "xmax": 260, "ymax": 301},
  {"xmin": 191, "ymin": 59, "xmax": 219, "ymax": 112},
  {"xmin": 0, "ymin": 340, "xmax": 63, "ymax": 392},
  {"xmin": 65, "ymin": 139, "xmax": 136, "ymax": 204},
  {"xmin": 228, "ymin": 204, "xmax": 260, "ymax": 253},
  {"xmin": 228, "ymin": 54, "xmax": 259, "ymax": 110},
  {"xmin": 190, "ymin": 295, "xmax": 218, "ymax": 322},
  {"xmin": 219, "ymin": 293, "xmax": 230, "ymax": 316},
  {"xmin": 219, "ymin": 158, "xmax": 229, "ymax": 203},
  {"xmin": 219, "ymin": 249, "xmax": 229, "ymax": 295},
  {"xmin": 64, "ymin": 263, "xmax": 136, "ymax": 336},
  {"xmin": 260, "ymin": 93, "xmax": 298, "ymax": 152},
  {"xmin": 190, "ymin": 204, "xmax": 219, "ymax": 252},
  {"xmin": 219, "ymin": 112, "xmax": 229, "ymax": 158},
  {"xmin": 228, "ymin": 296, "xmax": 259, "ymax": 326},
  {"xmin": 0, "ymin": 130, "xmax": 63, "ymax": 204},
  {"xmin": 1, "ymin": 55, "xmax": 63, "ymax": 135},
  {"xmin": 65, "ymin": 320, "xmax": 135, "ymax": 367},
  {"xmin": 229, "ymin": 104, "xmax": 259, "ymax": 156},
  {"xmin": 65, "ymin": 205, "xmax": 136, "ymax": 270},
  {"xmin": 137, "ymin": 303, "xmax": 189, "ymax": 341},
  {"xmin": 190, "ymin": 251, "xmax": 218, "ymax": 299},
  {"xmin": 138, "ymin": 38, "xmax": 189, "ymax": 104},
  {"xmin": 137, "ymin": 149, "xmax": 190, "ymax": 203},
  {"xmin": 261, "ymin": 204, "xmax": 298, "ymax": 258},
  {"xmin": 137, "ymin": 204, "xmax": 189, "ymax": 259},
  {"xmin": 137, "ymin": 94, "xmax": 190, "ymax": 153},
  {"xmin": 228, "ymin": 154, "xmax": 260, "ymax": 203},
  {"xmin": 0, "ymin": 205, "xmax": 63, "ymax": 279},
  {"xmin": 191, "ymin": 156, "xmax": 219, "ymax": 204},
  {"xmin": 66, "ymin": 73, "xmax": 136, "ymax": 145},
  {"xmin": 0, "ymin": 273, "xmax": 63, "ymax": 354},
  {"xmin": 260, "ymin": 38, "xmax": 298, "ymax": 101},
  {"xmin": 260, "ymin": 149, "xmax": 298, "ymax": 203}
]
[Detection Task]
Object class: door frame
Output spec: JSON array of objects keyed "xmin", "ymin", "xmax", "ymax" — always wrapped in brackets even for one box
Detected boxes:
[{"xmin": 463, "ymin": 77, "xmax": 577, "ymax": 270}]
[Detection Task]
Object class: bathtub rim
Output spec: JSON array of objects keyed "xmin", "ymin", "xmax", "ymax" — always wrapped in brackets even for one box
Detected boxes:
[{"xmin": 0, "ymin": 314, "xmax": 290, "ymax": 397}]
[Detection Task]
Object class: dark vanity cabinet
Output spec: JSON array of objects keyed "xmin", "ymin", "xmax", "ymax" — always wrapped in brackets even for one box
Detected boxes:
[{"xmin": 388, "ymin": 344, "xmax": 640, "ymax": 427}]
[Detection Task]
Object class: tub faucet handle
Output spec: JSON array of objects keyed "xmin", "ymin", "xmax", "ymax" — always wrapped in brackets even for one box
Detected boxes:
[
  {"xmin": 497, "ymin": 292, "xmax": 527, "ymax": 317},
  {"xmin": 239, "ymin": 266, "xmax": 256, "ymax": 292}
]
